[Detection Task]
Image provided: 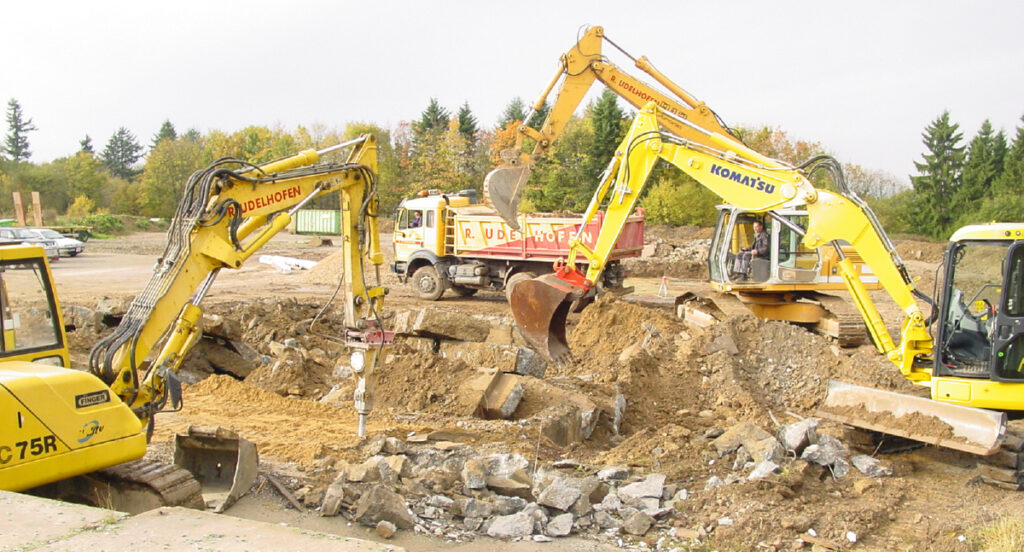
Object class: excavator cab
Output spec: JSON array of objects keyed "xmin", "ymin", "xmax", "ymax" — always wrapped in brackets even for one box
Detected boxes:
[
  {"xmin": 934, "ymin": 236, "xmax": 1024, "ymax": 393},
  {"xmin": 709, "ymin": 206, "xmax": 827, "ymax": 286}
]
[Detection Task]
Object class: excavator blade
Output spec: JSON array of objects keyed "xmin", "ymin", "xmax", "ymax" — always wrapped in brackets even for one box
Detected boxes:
[
  {"xmin": 817, "ymin": 380, "xmax": 1006, "ymax": 456},
  {"xmin": 484, "ymin": 164, "xmax": 531, "ymax": 231},
  {"xmin": 509, "ymin": 273, "xmax": 577, "ymax": 362},
  {"xmin": 174, "ymin": 426, "xmax": 259, "ymax": 513}
]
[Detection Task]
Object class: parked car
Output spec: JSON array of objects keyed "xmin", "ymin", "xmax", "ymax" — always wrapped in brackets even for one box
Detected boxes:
[
  {"xmin": 0, "ymin": 227, "xmax": 60, "ymax": 260},
  {"xmin": 27, "ymin": 228, "xmax": 85, "ymax": 257}
]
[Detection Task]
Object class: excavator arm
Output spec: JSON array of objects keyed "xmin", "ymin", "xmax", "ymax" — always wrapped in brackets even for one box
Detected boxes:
[
  {"xmin": 487, "ymin": 25, "xmax": 743, "ymax": 228},
  {"xmin": 89, "ymin": 135, "xmax": 390, "ymax": 436},
  {"xmin": 511, "ymin": 103, "xmax": 933, "ymax": 375}
]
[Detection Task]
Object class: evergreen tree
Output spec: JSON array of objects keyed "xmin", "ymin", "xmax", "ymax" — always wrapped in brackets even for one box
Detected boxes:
[
  {"xmin": 992, "ymin": 115, "xmax": 1024, "ymax": 197},
  {"xmin": 585, "ymin": 90, "xmax": 626, "ymax": 183},
  {"xmin": 456, "ymin": 102, "xmax": 478, "ymax": 141},
  {"xmin": 101, "ymin": 127, "xmax": 145, "ymax": 180},
  {"xmin": 79, "ymin": 134, "xmax": 94, "ymax": 154},
  {"xmin": 910, "ymin": 111, "xmax": 965, "ymax": 237},
  {"xmin": 4, "ymin": 99, "xmax": 38, "ymax": 162},
  {"xmin": 413, "ymin": 98, "xmax": 450, "ymax": 138},
  {"xmin": 151, "ymin": 119, "xmax": 178, "ymax": 150},
  {"xmin": 181, "ymin": 128, "xmax": 202, "ymax": 142},
  {"xmin": 958, "ymin": 120, "xmax": 1006, "ymax": 206},
  {"xmin": 498, "ymin": 97, "xmax": 528, "ymax": 129},
  {"xmin": 527, "ymin": 100, "xmax": 550, "ymax": 132}
]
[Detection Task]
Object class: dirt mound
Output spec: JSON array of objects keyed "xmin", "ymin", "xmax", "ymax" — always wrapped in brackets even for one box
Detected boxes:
[{"xmin": 895, "ymin": 238, "xmax": 947, "ymax": 263}]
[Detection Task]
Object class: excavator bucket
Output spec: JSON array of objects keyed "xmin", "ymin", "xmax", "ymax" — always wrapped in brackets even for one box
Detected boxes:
[
  {"xmin": 484, "ymin": 164, "xmax": 531, "ymax": 230},
  {"xmin": 817, "ymin": 380, "xmax": 1006, "ymax": 456},
  {"xmin": 509, "ymin": 273, "xmax": 578, "ymax": 361},
  {"xmin": 173, "ymin": 426, "xmax": 259, "ymax": 513}
]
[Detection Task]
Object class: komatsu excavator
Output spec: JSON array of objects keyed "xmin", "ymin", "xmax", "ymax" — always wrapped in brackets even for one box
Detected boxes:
[
  {"xmin": 485, "ymin": 25, "xmax": 877, "ymax": 345},
  {"xmin": 0, "ymin": 136, "xmax": 391, "ymax": 510},
  {"xmin": 504, "ymin": 103, "xmax": 1024, "ymax": 488}
]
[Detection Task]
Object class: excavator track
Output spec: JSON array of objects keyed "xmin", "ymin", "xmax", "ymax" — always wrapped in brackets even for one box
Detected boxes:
[
  {"xmin": 976, "ymin": 425, "xmax": 1024, "ymax": 490},
  {"xmin": 33, "ymin": 459, "xmax": 204, "ymax": 514},
  {"xmin": 812, "ymin": 293, "xmax": 869, "ymax": 348},
  {"xmin": 676, "ymin": 290, "xmax": 868, "ymax": 347}
]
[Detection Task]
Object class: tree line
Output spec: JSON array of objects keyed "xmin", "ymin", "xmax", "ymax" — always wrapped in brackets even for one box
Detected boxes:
[{"xmin": 1, "ymin": 96, "xmax": 1020, "ymax": 237}]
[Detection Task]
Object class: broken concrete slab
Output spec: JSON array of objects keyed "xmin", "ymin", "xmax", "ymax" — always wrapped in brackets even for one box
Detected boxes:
[
  {"xmin": 353, "ymin": 485, "xmax": 415, "ymax": 529},
  {"xmin": 778, "ymin": 418, "xmax": 820, "ymax": 454},
  {"xmin": 545, "ymin": 512, "xmax": 574, "ymax": 537},
  {"xmin": 851, "ymin": 454, "xmax": 893, "ymax": 477},
  {"xmin": 486, "ymin": 476, "xmax": 533, "ymax": 500},
  {"xmin": 537, "ymin": 478, "xmax": 582, "ymax": 511},
  {"xmin": 713, "ymin": 422, "xmax": 775, "ymax": 457},
  {"xmin": 393, "ymin": 308, "xmax": 492, "ymax": 342},
  {"xmin": 486, "ymin": 511, "xmax": 535, "ymax": 539},
  {"xmin": 618, "ymin": 473, "xmax": 667, "ymax": 501}
]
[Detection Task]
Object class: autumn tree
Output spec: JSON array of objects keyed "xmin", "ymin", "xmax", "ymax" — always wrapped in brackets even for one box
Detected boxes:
[
  {"xmin": 101, "ymin": 127, "xmax": 145, "ymax": 180},
  {"xmin": 4, "ymin": 99, "xmax": 37, "ymax": 162},
  {"xmin": 137, "ymin": 135, "xmax": 207, "ymax": 217}
]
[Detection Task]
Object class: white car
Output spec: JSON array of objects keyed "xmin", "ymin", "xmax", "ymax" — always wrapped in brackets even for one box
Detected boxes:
[
  {"xmin": 28, "ymin": 228, "xmax": 85, "ymax": 257},
  {"xmin": 0, "ymin": 227, "xmax": 60, "ymax": 260}
]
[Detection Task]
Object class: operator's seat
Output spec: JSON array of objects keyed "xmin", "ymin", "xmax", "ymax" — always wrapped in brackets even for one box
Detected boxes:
[{"xmin": 750, "ymin": 257, "xmax": 770, "ymax": 282}]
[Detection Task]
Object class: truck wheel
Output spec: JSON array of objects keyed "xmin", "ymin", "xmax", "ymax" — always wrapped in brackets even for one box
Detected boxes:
[
  {"xmin": 412, "ymin": 265, "xmax": 446, "ymax": 301},
  {"xmin": 451, "ymin": 285, "xmax": 478, "ymax": 297},
  {"xmin": 505, "ymin": 272, "xmax": 537, "ymax": 302},
  {"xmin": 76, "ymin": 230, "xmax": 91, "ymax": 242}
]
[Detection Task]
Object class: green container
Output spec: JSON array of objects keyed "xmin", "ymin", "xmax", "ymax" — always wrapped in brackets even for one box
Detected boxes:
[{"xmin": 294, "ymin": 209, "xmax": 341, "ymax": 235}]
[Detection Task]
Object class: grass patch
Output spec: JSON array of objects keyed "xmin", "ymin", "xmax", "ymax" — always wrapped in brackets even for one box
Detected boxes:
[{"xmin": 972, "ymin": 516, "xmax": 1024, "ymax": 552}]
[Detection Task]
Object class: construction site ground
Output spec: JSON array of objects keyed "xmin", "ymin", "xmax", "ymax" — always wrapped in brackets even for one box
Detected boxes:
[{"xmin": 45, "ymin": 229, "xmax": 1024, "ymax": 552}]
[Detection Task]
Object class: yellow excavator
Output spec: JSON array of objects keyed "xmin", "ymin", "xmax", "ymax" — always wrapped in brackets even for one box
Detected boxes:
[
  {"xmin": 0, "ymin": 136, "xmax": 391, "ymax": 510},
  {"xmin": 485, "ymin": 25, "xmax": 878, "ymax": 345},
  {"xmin": 503, "ymin": 103, "xmax": 1024, "ymax": 488}
]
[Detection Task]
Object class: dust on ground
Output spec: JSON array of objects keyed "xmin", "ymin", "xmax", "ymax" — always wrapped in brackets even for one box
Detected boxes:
[{"xmin": 57, "ymin": 227, "xmax": 1024, "ymax": 552}]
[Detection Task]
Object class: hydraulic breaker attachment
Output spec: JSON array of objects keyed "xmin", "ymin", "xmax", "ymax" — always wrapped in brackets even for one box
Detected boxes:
[
  {"xmin": 509, "ymin": 271, "xmax": 588, "ymax": 362},
  {"xmin": 173, "ymin": 426, "xmax": 259, "ymax": 513},
  {"xmin": 818, "ymin": 380, "xmax": 1006, "ymax": 456},
  {"xmin": 484, "ymin": 164, "xmax": 531, "ymax": 231}
]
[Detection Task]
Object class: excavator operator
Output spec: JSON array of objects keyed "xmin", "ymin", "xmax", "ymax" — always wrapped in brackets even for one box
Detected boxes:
[{"xmin": 732, "ymin": 220, "xmax": 769, "ymax": 280}]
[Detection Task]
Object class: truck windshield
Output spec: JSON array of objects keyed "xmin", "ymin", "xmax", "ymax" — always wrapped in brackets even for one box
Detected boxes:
[{"xmin": 0, "ymin": 259, "xmax": 62, "ymax": 356}]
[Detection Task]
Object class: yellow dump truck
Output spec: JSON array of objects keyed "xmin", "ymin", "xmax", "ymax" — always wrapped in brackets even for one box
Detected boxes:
[{"xmin": 391, "ymin": 190, "xmax": 645, "ymax": 300}]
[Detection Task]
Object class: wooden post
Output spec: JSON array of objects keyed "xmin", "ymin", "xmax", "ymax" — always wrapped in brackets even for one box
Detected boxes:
[
  {"xmin": 31, "ymin": 191, "xmax": 43, "ymax": 226},
  {"xmin": 11, "ymin": 192, "xmax": 26, "ymax": 226}
]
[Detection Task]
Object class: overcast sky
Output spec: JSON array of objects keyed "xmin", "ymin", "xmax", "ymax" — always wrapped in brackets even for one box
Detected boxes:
[{"xmin": 3, "ymin": 1, "xmax": 1022, "ymax": 185}]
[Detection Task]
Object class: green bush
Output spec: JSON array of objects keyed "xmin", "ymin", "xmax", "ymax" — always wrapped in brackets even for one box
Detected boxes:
[
  {"xmin": 68, "ymin": 213, "xmax": 124, "ymax": 235},
  {"xmin": 641, "ymin": 177, "xmax": 718, "ymax": 226}
]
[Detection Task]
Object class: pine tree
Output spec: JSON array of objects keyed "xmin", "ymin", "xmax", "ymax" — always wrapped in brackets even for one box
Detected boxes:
[
  {"xmin": 958, "ymin": 120, "xmax": 1006, "ymax": 206},
  {"xmin": 910, "ymin": 111, "xmax": 965, "ymax": 237},
  {"xmin": 4, "ymin": 99, "xmax": 38, "ymax": 162},
  {"xmin": 585, "ymin": 90, "xmax": 626, "ymax": 183},
  {"xmin": 527, "ymin": 100, "xmax": 550, "ymax": 132},
  {"xmin": 456, "ymin": 102, "xmax": 478, "ymax": 141},
  {"xmin": 101, "ymin": 127, "xmax": 145, "ymax": 180},
  {"xmin": 992, "ymin": 115, "xmax": 1024, "ymax": 198},
  {"xmin": 151, "ymin": 119, "xmax": 178, "ymax": 150},
  {"xmin": 414, "ymin": 98, "xmax": 450, "ymax": 138},
  {"xmin": 498, "ymin": 97, "xmax": 528, "ymax": 129},
  {"xmin": 79, "ymin": 134, "xmax": 94, "ymax": 154}
]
